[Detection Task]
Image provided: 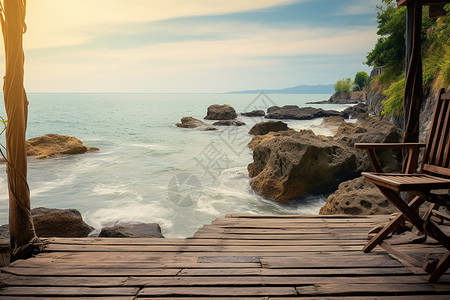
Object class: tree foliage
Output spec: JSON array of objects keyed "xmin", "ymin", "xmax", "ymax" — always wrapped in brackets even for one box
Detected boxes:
[
  {"xmin": 354, "ymin": 71, "xmax": 369, "ymax": 91},
  {"xmin": 334, "ymin": 78, "xmax": 352, "ymax": 94}
]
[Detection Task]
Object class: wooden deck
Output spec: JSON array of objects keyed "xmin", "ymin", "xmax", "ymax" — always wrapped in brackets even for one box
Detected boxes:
[{"xmin": 0, "ymin": 214, "xmax": 449, "ymax": 299}]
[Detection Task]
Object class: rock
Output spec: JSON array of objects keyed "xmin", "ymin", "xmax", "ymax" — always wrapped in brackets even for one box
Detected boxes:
[
  {"xmin": 176, "ymin": 117, "xmax": 206, "ymax": 128},
  {"xmin": 247, "ymin": 117, "xmax": 403, "ymax": 202},
  {"xmin": 0, "ymin": 224, "xmax": 9, "ymax": 240},
  {"xmin": 321, "ymin": 116, "xmax": 346, "ymax": 126},
  {"xmin": 319, "ymin": 177, "xmax": 396, "ymax": 215},
  {"xmin": 266, "ymin": 105, "xmax": 348, "ymax": 120},
  {"xmin": 247, "ymin": 130, "xmax": 357, "ymax": 202},
  {"xmin": 249, "ymin": 121, "xmax": 290, "ymax": 136},
  {"xmin": 329, "ymin": 91, "xmax": 366, "ymax": 104},
  {"xmin": 336, "ymin": 117, "xmax": 403, "ymax": 173},
  {"xmin": 241, "ymin": 110, "xmax": 265, "ymax": 117},
  {"xmin": 176, "ymin": 117, "xmax": 217, "ymax": 131},
  {"xmin": 99, "ymin": 222, "xmax": 164, "ymax": 238},
  {"xmin": 205, "ymin": 104, "xmax": 237, "ymax": 120},
  {"xmin": 26, "ymin": 134, "xmax": 98, "ymax": 160},
  {"xmin": 343, "ymin": 103, "xmax": 368, "ymax": 119},
  {"xmin": 212, "ymin": 120, "xmax": 246, "ymax": 126},
  {"xmin": 31, "ymin": 207, "xmax": 94, "ymax": 237}
]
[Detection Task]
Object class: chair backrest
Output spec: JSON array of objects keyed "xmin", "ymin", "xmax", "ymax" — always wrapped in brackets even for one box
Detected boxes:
[{"xmin": 421, "ymin": 89, "xmax": 450, "ymax": 177}]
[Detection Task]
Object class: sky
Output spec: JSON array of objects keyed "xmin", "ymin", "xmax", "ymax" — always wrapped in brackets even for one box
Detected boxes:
[{"xmin": 7, "ymin": 0, "xmax": 381, "ymax": 93}]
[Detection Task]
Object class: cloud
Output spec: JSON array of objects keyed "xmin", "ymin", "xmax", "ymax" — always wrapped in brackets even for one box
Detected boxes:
[
  {"xmin": 334, "ymin": 0, "xmax": 379, "ymax": 16},
  {"xmin": 24, "ymin": 0, "xmax": 299, "ymax": 49}
]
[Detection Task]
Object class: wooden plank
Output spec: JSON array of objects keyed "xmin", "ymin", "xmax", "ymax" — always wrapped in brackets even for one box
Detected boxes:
[
  {"xmin": 224, "ymin": 214, "xmax": 389, "ymax": 220},
  {"xmin": 296, "ymin": 283, "xmax": 450, "ymax": 295},
  {"xmin": 1, "ymin": 275, "xmax": 440, "ymax": 287},
  {"xmin": 213, "ymin": 218, "xmax": 385, "ymax": 224},
  {"xmin": 138, "ymin": 286, "xmax": 298, "ymax": 296},
  {"xmin": 0, "ymin": 287, "xmax": 139, "ymax": 296},
  {"xmin": 2, "ymin": 298, "xmax": 135, "ymax": 300},
  {"xmin": 191, "ymin": 233, "xmax": 369, "ymax": 240},
  {"xmin": 43, "ymin": 244, "xmax": 362, "ymax": 252},
  {"xmin": 178, "ymin": 267, "xmax": 413, "ymax": 276},
  {"xmin": 2, "ymin": 267, "xmax": 181, "ymax": 276},
  {"xmin": 42, "ymin": 238, "xmax": 367, "ymax": 246},
  {"xmin": 260, "ymin": 254, "xmax": 403, "ymax": 268},
  {"xmin": 271, "ymin": 297, "xmax": 450, "ymax": 300}
]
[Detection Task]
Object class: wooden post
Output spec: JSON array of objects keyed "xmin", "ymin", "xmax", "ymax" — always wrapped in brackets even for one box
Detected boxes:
[
  {"xmin": 0, "ymin": 0, "xmax": 40, "ymax": 260},
  {"xmin": 403, "ymin": 0, "xmax": 423, "ymax": 144}
]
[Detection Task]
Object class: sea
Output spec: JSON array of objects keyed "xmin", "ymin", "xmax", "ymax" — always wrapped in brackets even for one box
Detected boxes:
[{"xmin": 0, "ymin": 93, "xmax": 353, "ymax": 238}]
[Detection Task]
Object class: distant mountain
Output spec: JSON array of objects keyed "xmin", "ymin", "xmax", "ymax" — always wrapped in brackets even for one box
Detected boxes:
[{"xmin": 227, "ymin": 84, "xmax": 334, "ymax": 94}]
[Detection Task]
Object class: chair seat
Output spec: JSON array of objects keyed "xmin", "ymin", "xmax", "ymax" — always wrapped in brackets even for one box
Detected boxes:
[{"xmin": 362, "ymin": 172, "xmax": 450, "ymax": 192}]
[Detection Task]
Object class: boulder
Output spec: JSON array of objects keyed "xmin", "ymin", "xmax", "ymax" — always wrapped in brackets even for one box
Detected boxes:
[
  {"xmin": 329, "ymin": 91, "xmax": 366, "ymax": 104},
  {"xmin": 176, "ymin": 117, "xmax": 217, "ymax": 131},
  {"xmin": 319, "ymin": 177, "xmax": 396, "ymax": 215},
  {"xmin": 321, "ymin": 116, "xmax": 346, "ymax": 126},
  {"xmin": 266, "ymin": 105, "xmax": 348, "ymax": 120},
  {"xmin": 99, "ymin": 222, "xmax": 164, "ymax": 238},
  {"xmin": 343, "ymin": 103, "xmax": 368, "ymax": 119},
  {"xmin": 31, "ymin": 207, "xmax": 94, "ymax": 237},
  {"xmin": 26, "ymin": 134, "xmax": 98, "ymax": 160},
  {"xmin": 241, "ymin": 110, "xmax": 265, "ymax": 117},
  {"xmin": 247, "ymin": 117, "xmax": 403, "ymax": 202},
  {"xmin": 205, "ymin": 104, "xmax": 237, "ymax": 120},
  {"xmin": 249, "ymin": 121, "xmax": 290, "ymax": 136},
  {"xmin": 212, "ymin": 120, "xmax": 246, "ymax": 126},
  {"xmin": 248, "ymin": 130, "xmax": 357, "ymax": 202}
]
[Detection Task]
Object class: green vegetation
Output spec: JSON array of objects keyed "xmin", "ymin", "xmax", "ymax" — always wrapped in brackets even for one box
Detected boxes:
[
  {"xmin": 354, "ymin": 71, "xmax": 369, "ymax": 91},
  {"xmin": 365, "ymin": 0, "xmax": 450, "ymax": 118},
  {"xmin": 334, "ymin": 78, "xmax": 353, "ymax": 94}
]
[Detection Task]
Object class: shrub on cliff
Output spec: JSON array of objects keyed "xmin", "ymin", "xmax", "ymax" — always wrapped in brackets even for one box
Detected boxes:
[
  {"xmin": 354, "ymin": 71, "xmax": 369, "ymax": 91},
  {"xmin": 334, "ymin": 78, "xmax": 352, "ymax": 94}
]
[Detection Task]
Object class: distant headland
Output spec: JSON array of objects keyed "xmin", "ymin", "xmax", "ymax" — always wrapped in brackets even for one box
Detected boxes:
[{"xmin": 226, "ymin": 84, "xmax": 334, "ymax": 94}]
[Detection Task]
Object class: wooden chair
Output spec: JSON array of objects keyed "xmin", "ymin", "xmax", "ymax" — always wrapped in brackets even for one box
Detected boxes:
[{"xmin": 355, "ymin": 88, "xmax": 450, "ymax": 283}]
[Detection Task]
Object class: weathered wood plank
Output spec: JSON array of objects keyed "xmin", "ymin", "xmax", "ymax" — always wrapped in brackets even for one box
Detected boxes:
[
  {"xmin": 296, "ymin": 283, "xmax": 450, "ymax": 295},
  {"xmin": 178, "ymin": 267, "xmax": 413, "ymax": 276},
  {"xmin": 191, "ymin": 233, "xmax": 369, "ymax": 240},
  {"xmin": 0, "ymin": 287, "xmax": 139, "ymax": 296},
  {"xmin": 2, "ymin": 267, "xmax": 181, "ymax": 276},
  {"xmin": 260, "ymin": 254, "xmax": 403, "ymax": 268},
  {"xmin": 2, "ymin": 275, "xmax": 441, "ymax": 287},
  {"xmin": 138, "ymin": 286, "xmax": 298, "ymax": 296},
  {"xmin": 44, "ymin": 244, "xmax": 363, "ymax": 252}
]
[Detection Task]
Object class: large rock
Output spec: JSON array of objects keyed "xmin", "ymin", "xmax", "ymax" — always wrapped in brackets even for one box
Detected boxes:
[
  {"xmin": 241, "ymin": 110, "xmax": 265, "ymax": 117},
  {"xmin": 343, "ymin": 103, "xmax": 368, "ymax": 119},
  {"xmin": 176, "ymin": 117, "xmax": 217, "ymax": 131},
  {"xmin": 31, "ymin": 207, "xmax": 94, "ymax": 237},
  {"xmin": 99, "ymin": 222, "xmax": 164, "ymax": 238},
  {"xmin": 205, "ymin": 104, "xmax": 237, "ymax": 120},
  {"xmin": 212, "ymin": 120, "xmax": 246, "ymax": 126},
  {"xmin": 248, "ymin": 130, "xmax": 357, "ymax": 202},
  {"xmin": 319, "ymin": 177, "xmax": 396, "ymax": 215},
  {"xmin": 249, "ymin": 121, "xmax": 289, "ymax": 136},
  {"xmin": 247, "ymin": 117, "xmax": 403, "ymax": 202},
  {"xmin": 329, "ymin": 91, "xmax": 366, "ymax": 104},
  {"xmin": 26, "ymin": 134, "xmax": 98, "ymax": 160},
  {"xmin": 266, "ymin": 105, "xmax": 348, "ymax": 120}
]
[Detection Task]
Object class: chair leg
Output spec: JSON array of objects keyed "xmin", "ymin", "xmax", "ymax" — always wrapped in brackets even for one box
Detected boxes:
[
  {"xmin": 428, "ymin": 251, "xmax": 450, "ymax": 283},
  {"xmin": 363, "ymin": 196, "xmax": 424, "ymax": 253}
]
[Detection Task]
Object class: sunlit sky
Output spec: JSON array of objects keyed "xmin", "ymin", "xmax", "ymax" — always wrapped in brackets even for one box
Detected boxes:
[{"xmin": 10, "ymin": 0, "xmax": 380, "ymax": 93}]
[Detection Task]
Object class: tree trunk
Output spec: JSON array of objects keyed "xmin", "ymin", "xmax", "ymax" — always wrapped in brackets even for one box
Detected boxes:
[{"xmin": 1, "ymin": 0, "xmax": 40, "ymax": 260}]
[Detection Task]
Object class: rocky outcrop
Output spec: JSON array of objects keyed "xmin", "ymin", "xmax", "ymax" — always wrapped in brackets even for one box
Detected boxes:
[
  {"xmin": 248, "ymin": 130, "xmax": 357, "ymax": 202},
  {"xmin": 205, "ymin": 104, "xmax": 237, "ymax": 120},
  {"xmin": 212, "ymin": 120, "xmax": 246, "ymax": 126},
  {"xmin": 329, "ymin": 91, "xmax": 365, "ymax": 104},
  {"xmin": 241, "ymin": 110, "xmax": 265, "ymax": 117},
  {"xmin": 343, "ymin": 103, "xmax": 368, "ymax": 119},
  {"xmin": 99, "ymin": 222, "xmax": 164, "ymax": 238},
  {"xmin": 176, "ymin": 117, "xmax": 217, "ymax": 130},
  {"xmin": 321, "ymin": 116, "xmax": 346, "ymax": 126},
  {"xmin": 247, "ymin": 117, "xmax": 403, "ymax": 202},
  {"xmin": 26, "ymin": 134, "xmax": 98, "ymax": 160},
  {"xmin": 266, "ymin": 105, "xmax": 348, "ymax": 120},
  {"xmin": 319, "ymin": 176, "xmax": 396, "ymax": 215},
  {"xmin": 249, "ymin": 121, "xmax": 290, "ymax": 136},
  {"xmin": 31, "ymin": 207, "xmax": 94, "ymax": 237}
]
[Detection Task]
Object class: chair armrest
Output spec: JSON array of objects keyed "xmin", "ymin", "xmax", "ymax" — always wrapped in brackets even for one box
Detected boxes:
[{"xmin": 354, "ymin": 143, "xmax": 426, "ymax": 149}]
